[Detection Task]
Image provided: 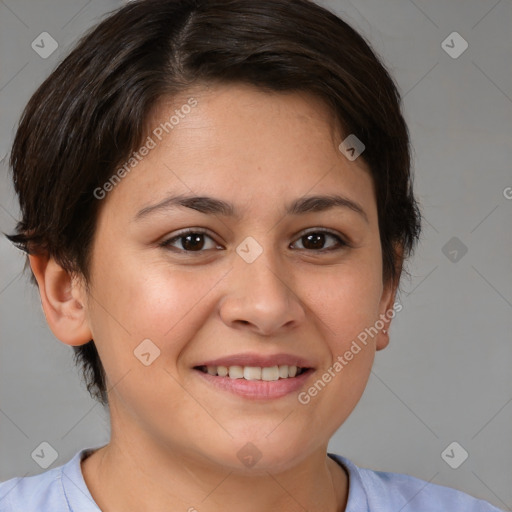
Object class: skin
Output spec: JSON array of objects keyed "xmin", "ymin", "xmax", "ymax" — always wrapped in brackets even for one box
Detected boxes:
[{"xmin": 29, "ymin": 82, "xmax": 401, "ymax": 512}]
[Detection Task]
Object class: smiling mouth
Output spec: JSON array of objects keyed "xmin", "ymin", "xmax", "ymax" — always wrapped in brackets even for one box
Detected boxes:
[{"xmin": 194, "ymin": 365, "xmax": 310, "ymax": 381}]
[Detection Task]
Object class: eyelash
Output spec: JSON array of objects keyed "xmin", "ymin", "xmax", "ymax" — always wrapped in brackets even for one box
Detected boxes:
[{"xmin": 158, "ymin": 228, "xmax": 349, "ymax": 254}]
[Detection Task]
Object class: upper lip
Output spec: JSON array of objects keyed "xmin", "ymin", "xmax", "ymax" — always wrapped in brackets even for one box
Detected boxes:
[{"xmin": 194, "ymin": 353, "xmax": 315, "ymax": 369}]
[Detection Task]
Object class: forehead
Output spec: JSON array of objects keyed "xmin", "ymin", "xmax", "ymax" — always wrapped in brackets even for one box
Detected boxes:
[{"xmin": 99, "ymin": 82, "xmax": 376, "ymax": 224}]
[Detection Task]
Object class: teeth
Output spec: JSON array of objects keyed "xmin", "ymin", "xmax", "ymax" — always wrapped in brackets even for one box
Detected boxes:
[
  {"xmin": 228, "ymin": 365, "xmax": 244, "ymax": 379},
  {"xmin": 243, "ymin": 367, "xmax": 262, "ymax": 380},
  {"xmin": 217, "ymin": 365, "xmax": 228, "ymax": 377},
  {"xmin": 202, "ymin": 364, "xmax": 305, "ymax": 380},
  {"xmin": 261, "ymin": 366, "xmax": 279, "ymax": 381}
]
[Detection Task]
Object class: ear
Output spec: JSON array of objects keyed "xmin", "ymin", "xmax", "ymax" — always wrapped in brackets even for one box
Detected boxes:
[
  {"xmin": 375, "ymin": 279, "xmax": 399, "ymax": 351},
  {"xmin": 28, "ymin": 253, "xmax": 92, "ymax": 346},
  {"xmin": 375, "ymin": 245, "xmax": 403, "ymax": 351}
]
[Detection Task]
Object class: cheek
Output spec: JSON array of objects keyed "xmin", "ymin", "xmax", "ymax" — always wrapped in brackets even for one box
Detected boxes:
[
  {"xmin": 85, "ymin": 256, "xmax": 210, "ymax": 410},
  {"xmin": 296, "ymin": 267, "xmax": 380, "ymax": 437},
  {"xmin": 299, "ymin": 255, "xmax": 383, "ymax": 346},
  {"xmin": 125, "ymin": 265, "xmax": 225, "ymax": 340},
  {"xmin": 295, "ymin": 251, "xmax": 382, "ymax": 414},
  {"xmin": 88, "ymin": 250, "xmax": 220, "ymax": 363}
]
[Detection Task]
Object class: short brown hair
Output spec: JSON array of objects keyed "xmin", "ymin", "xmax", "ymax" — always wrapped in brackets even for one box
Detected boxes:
[{"xmin": 6, "ymin": 0, "xmax": 422, "ymax": 406}]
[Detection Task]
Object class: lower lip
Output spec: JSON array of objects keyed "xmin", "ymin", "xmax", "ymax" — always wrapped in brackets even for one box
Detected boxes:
[{"xmin": 193, "ymin": 368, "xmax": 314, "ymax": 400}]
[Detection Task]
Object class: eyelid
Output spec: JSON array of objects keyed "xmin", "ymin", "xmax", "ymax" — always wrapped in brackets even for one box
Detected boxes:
[
  {"xmin": 291, "ymin": 228, "xmax": 350, "ymax": 250},
  {"xmin": 159, "ymin": 226, "xmax": 350, "ymax": 253},
  {"xmin": 159, "ymin": 227, "xmax": 218, "ymax": 245},
  {"xmin": 295, "ymin": 227, "xmax": 348, "ymax": 242}
]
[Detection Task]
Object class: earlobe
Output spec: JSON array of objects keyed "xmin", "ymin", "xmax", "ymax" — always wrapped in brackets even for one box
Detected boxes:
[
  {"xmin": 28, "ymin": 253, "xmax": 92, "ymax": 346},
  {"xmin": 376, "ymin": 244, "xmax": 404, "ymax": 351},
  {"xmin": 375, "ymin": 280, "xmax": 398, "ymax": 352},
  {"xmin": 376, "ymin": 329, "xmax": 390, "ymax": 351}
]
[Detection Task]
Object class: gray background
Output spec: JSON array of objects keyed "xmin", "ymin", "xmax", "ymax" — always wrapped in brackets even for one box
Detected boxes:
[{"xmin": 0, "ymin": 0, "xmax": 511, "ymax": 509}]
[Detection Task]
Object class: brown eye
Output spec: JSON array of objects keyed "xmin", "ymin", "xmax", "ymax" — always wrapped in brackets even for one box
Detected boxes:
[
  {"xmin": 291, "ymin": 230, "xmax": 347, "ymax": 252},
  {"xmin": 159, "ymin": 228, "xmax": 348, "ymax": 255},
  {"xmin": 159, "ymin": 229, "xmax": 220, "ymax": 253}
]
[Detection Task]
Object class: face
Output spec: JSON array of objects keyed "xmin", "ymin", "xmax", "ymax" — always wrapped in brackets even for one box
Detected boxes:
[{"xmin": 81, "ymin": 82, "xmax": 397, "ymax": 473}]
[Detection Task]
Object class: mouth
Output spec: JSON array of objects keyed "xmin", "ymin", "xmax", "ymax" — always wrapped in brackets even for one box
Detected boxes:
[
  {"xmin": 194, "ymin": 364, "xmax": 310, "ymax": 380},
  {"xmin": 192, "ymin": 359, "xmax": 315, "ymax": 400}
]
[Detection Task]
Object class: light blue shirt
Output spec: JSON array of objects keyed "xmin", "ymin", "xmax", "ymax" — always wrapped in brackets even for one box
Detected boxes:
[{"xmin": 0, "ymin": 446, "xmax": 504, "ymax": 511}]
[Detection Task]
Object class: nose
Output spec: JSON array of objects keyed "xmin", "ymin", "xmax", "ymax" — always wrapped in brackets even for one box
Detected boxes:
[{"xmin": 218, "ymin": 245, "xmax": 306, "ymax": 337}]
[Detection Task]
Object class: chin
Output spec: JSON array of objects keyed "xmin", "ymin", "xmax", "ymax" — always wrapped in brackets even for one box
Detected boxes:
[{"xmin": 197, "ymin": 433, "xmax": 316, "ymax": 475}]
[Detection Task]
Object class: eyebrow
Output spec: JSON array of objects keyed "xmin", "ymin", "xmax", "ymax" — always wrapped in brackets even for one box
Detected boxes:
[{"xmin": 134, "ymin": 193, "xmax": 369, "ymax": 224}]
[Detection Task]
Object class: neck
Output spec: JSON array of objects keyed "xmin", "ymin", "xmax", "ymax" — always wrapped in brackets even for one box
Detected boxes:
[{"xmin": 81, "ymin": 433, "xmax": 348, "ymax": 512}]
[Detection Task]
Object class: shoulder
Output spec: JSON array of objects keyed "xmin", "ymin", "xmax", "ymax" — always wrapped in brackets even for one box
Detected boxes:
[
  {"xmin": 328, "ymin": 453, "xmax": 505, "ymax": 512},
  {"xmin": 0, "ymin": 465, "xmax": 65, "ymax": 512},
  {"xmin": 0, "ymin": 448, "xmax": 100, "ymax": 512}
]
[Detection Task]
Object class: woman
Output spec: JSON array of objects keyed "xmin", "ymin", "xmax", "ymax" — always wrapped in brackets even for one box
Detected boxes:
[{"xmin": 0, "ymin": 0, "xmax": 504, "ymax": 510}]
